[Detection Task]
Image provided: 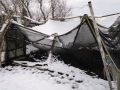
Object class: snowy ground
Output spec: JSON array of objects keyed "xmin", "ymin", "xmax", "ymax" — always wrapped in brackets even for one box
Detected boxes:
[{"xmin": 0, "ymin": 58, "xmax": 117, "ymax": 90}]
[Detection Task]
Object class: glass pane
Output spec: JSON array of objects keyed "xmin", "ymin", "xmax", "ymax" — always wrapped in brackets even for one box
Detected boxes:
[
  {"xmin": 16, "ymin": 48, "xmax": 24, "ymax": 56},
  {"xmin": 9, "ymin": 50, "xmax": 15, "ymax": 58},
  {"xmin": 7, "ymin": 39, "xmax": 15, "ymax": 50},
  {"xmin": 16, "ymin": 39, "xmax": 25, "ymax": 48}
]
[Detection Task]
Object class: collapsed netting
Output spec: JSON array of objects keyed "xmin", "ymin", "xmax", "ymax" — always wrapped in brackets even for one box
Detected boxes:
[
  {"xmin": 14, "ymin": 15, "xmax": 120, "ymax": 70},
  {"xmin": 17, "ymin": 18, "xmax": 99, "ymax": 51},
  {"xmin": 14, "ymin": 16, "xmax": 101, "ymax": 71},
  {"xmin": 102, "ymin": 16, "xmax": 120, "ymax": 69}
]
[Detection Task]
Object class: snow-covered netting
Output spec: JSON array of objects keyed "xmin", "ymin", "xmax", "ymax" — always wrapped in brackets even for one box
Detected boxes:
[
  {"xmin": 32, "ymin": 17, "xmax": 81, "ymax": 35},
  {"xmin": 3, "ymin": 14, "xmax": 120, "ymax": 86},
  {"xmin": 96, "ymin": 14, "xmax": 120, "ymax": 28},
  {"xmin": 6, "ymin": 15, "xmax": 104, "ymax": 76}
]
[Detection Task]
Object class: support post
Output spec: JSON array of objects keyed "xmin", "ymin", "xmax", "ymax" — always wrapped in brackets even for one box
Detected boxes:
[
  {"xmin": 117, "ymin": 70, "xmax": 120, "ymax": 90},
  {"xmin": 0, "ymin": 44, "xmax": 2, "ymax": 67},
  {"xmin": 50, "ymin": 33, "xmax": 58, "ymax": 53},
  {"xmin": 88, "ymin": 1, "xmax": 113, "ymax": 90},
  {"xmin": 46, "ymin": 33, "xmax": 57, "ymax": 65}
]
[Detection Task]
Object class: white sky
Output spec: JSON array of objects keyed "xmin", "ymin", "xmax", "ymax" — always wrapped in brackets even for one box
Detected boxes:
[
  {"xmin": 65, "ymin": 0, "xmax": 120, "ymax": 27},
  {"xmin": 66, "ymin": 0, "xmax": 120, "ymax": 16}
]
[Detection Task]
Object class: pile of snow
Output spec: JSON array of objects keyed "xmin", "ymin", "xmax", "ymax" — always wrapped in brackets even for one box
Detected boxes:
[
  {"xmin": 32, "ymin": 18, "xmax": 80, "ymax": 35},
  {"xmin": 0, "ymin": 58, "xmax": 117, "ymax": 90}
]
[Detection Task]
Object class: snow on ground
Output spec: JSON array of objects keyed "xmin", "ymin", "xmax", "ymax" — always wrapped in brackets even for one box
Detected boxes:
[
  {"xmin": 0, "ymin": 58, "xmax": 117, "ymax": 90},
  {"xmin": 32, "ymin": 18, "xmax": 80, "ymax": 35}
]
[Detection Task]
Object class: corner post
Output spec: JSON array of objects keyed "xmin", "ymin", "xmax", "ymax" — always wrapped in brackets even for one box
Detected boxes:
[
  {"xmin": 88, "ymin": 1, "xmax": 113, "ymax": 90},
  {"xmin": 50, "ymin": 33, "xmax": 58, "ymax": 53}
]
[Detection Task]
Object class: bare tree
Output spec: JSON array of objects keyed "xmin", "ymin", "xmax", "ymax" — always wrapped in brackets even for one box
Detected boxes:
[
  {"xmin": 35, "ymin": 11, "xmax": 43, "ymax": 21},
  {"xmin": 11, "ymin": 0, "xmax": 28, "ymax": 18},
  {"xmin": 37, "ymin": 0, "xmax": 51, "ymax": 21},
  {"xmin": 37, "ymin": 0, "xmax": 47, "ymax": 21},
  {"xmin": 0, "ymin": 0, "xmax": 14, "ymax": 26},
  {"xmin": 20, "ymin": 0, "xmax": 32, "ymax": 18},
  {"xmin": 11, "ymin": 0, "xmax": 21, "ymax": 16},
  {"xmin": 0, "ymin": 0, "xmax": 14, "ymax": 15},
  {"xmin": 0, "ymin": 0, "xmax": 72, "ymax": 25},
  {"xmin": 56, "ymin": 0, "xmax": 72, "ymax": 18},
  {"xmin": 50, "ymin": 0, "xmax": 58, "ymax": 18},
  {"xmin": 36, "ymin": 0, "xmax": 72, "ymax": 21},
  {"xmin": 50, "ymin": 0, "xmax": 72, "ymax": 19}
]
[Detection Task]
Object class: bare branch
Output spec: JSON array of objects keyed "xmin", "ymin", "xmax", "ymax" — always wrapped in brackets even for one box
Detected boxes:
[
  {"xmin": 20, "ymin": 0, "xmax": 32, "ymax": 18},
  {"xmin": 0, "ymin": 1, "xmax": 8, "ymax": 14},
  {"xmin": 37, "ymin": 0, "xmax": 46, "ymax": 20}
]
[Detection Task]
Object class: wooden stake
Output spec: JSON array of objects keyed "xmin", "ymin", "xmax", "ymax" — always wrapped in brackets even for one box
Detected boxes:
[
  {"xmin": 88, "ymin": 1, "xmax": 113, "ymax": 90},
  {"xmin": 50, "ymin": 33, "xmax": 58, "ymax": 53}
]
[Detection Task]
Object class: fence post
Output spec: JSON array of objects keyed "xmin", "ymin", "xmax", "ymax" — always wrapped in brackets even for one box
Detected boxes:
[
  {"xmin": 88, "ymin": 1, "xmax": 113, "ymax": 90},
  {"xmin": 50, "ymin": 33, "xmax": 58, "ymax": 53}
]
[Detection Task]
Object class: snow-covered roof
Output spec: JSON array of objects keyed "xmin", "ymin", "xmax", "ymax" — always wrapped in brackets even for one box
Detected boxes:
[
  {"xmin": 32, "ymin": 18, "xmax": 81, "ymax": 35},
  {"xmin": 32, "ymin": 15, "xmax": 120, "ymax": 35}
]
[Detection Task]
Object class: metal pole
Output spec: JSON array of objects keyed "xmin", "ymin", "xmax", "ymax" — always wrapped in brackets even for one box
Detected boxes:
[{"xmin": 88, "ymin": 1, "xmax": 113, "ymax": 90}]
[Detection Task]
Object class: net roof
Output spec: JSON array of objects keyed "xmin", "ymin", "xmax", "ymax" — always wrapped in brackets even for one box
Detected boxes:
[
  {"xmin": 10, "ymin": 14, "xmax": 120, "ymax": 70},
  {"xmin": 32, "ymin": 17, "xmax": 81, "ymax": 35},
  {"xmin": 96, "ymin": 14, "xmax": 120, "ymax": 28}
]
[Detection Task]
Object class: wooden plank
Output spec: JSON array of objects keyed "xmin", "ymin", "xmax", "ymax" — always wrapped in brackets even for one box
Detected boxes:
[{"xmin": 88, "ymin": 1, "xmax": 113, "ymax": 90}]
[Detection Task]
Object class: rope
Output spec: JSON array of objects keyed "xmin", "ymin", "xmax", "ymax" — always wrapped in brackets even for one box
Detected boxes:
[
  {"xmin": 56, "ymin": 12, "xmax": 120, "ymax": 20},
  {"xmin": 73, "ymin": 5, "xmax": 88, "ymax": 9},
  {"xmin": 96, "ymin": 13, "xmax": 120, "ymax": 18}
]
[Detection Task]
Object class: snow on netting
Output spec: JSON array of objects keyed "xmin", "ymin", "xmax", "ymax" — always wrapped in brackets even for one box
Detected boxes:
[
  {"xmin": 7, "ymin": 15, "xmax": 120, "ymax": 80},
  {"xmin": 100, "ymin": 16, "xmax": 120, "ymax": 69},
  {"xmin": 14, "ymin": 14, "xmax": 120, "ymax": 73},
  {"xmin": 12, "ymin": 17, "xmax": 104, "ymax": 70},
  {"xmin": 96, "ymin": 14, "xmax": 120, "ymax": 28},
  {"xmin": 32, "ymin": 18, "xmax": 80, "ymax": 35},
  {"xmin": 15, "ymin": 24, "xmax": 63, "ymax": 51},
  {"xmin": 57, "ymin": 27, "xmax": 78, "ymax": 48},
  {"xmin": 17, "ymin": 25, "xmax": 49, "ymax": 42}
]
